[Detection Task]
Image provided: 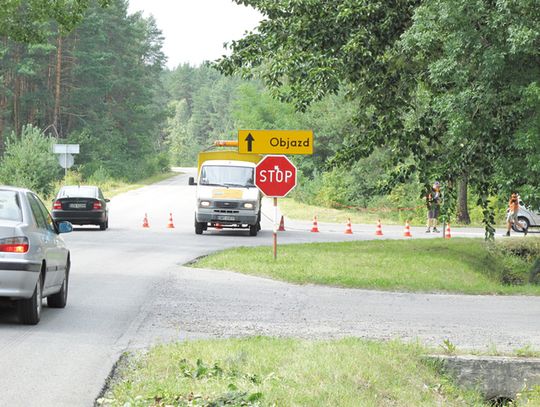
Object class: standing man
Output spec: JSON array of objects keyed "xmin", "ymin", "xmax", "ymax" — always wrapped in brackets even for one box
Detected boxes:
[
  {"xmin": 505, "ymin": 193, "xmax": 527, "ymax": 236},
  {"xmin": 426, "ymin": 181, "xmax": 441, "ymax": 233}
]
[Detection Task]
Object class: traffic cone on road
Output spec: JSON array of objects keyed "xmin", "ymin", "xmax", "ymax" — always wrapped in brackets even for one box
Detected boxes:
[
  {"xmin": 445, "ymin": 223, "xmax": 452, "ymax": 239},
  {"xmin": 344, "ymin": 218, "xmax": 353, "ymax": 234},
  {"xmin": 375, "ymin": 219, "xmax": 384, "ymax": 236},
  {"xmin": 403, "ymin": 220, "xmax": 412, "ymax": 237},
  {"xmin": 167, "ymin": 213, "xmax": 175, "ymax": 229},
  {"xmin": 278, "ymin": 215, "xmax": 286, "ymax": 232},
  {"xmin": 142, "ymin": 213, "xmax": 150, "ymax": 228},
  {"xmin": 311, "ymin": 216, "xmax": 320, "ymax": 233}
]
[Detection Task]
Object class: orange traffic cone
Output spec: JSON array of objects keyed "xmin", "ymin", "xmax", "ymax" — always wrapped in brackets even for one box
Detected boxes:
[
  {"xmin": 278, "ymin": 215, "xmax": 286, "ymax": 232},
  {"xmin": 404, "ymin": 220, "xmax": 412, "ymax": 237},
  {"xmin": 167, "ymin": 213, "xmax": 175, "ymax": 229},
  {"xmin": 375, "ymin": 219, "xmax": 384, "ymax": 236},
  {"xmin": 142, "ymin": 213, "xmax": 150, "ymax": 228},
  {"xmin": 445, "ymin": 223, "xmax": 452, "ymax": 239},
  {"xmin": 311, "ymin": 216, "xmax": 320, "ymax": 233},
  {"xmin": 344, "ymin": 218, "xmax": 353, "ymax": 234}
]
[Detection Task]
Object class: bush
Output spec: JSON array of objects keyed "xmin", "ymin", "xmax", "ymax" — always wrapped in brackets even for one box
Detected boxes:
[
  {"xmin": 487, "ymin": 240, "xmax": 540, "ymax": 285},
  {"xmin": 316, "ymin": 167, "xmax": 356, "ymax": 208},
  {"xmin": 88, "ymin": 167, "xmax": 112, "ymax": 184},
  {"xmin": 0, "ymin": 125, "xmax": 60, "ymax": 195}
]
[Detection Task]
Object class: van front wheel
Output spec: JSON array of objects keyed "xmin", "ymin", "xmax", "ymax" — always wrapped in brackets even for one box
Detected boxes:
[
  {"xmin": 249, "ymin": 224, "xmax": 258, "ymax": 236},
  {"xmin": 195, "ymin": 221, "xmax": 204, "ymax": 235}
]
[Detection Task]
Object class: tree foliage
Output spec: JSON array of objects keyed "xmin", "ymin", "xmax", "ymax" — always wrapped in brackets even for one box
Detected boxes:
[
  {"xmin": 1, "ymin": 0, "xmax": 167, "ymax": 181},
  {"xmin": 215, "ymin": 0, "xmax": 540, "ymax": 238},
  {"xmin": 0, "ymin": 125, "xmax": 58, "ymax": 195},
  {"xmin": 0, "ymin": 0, "xmax": 110, "ymax": 43}
]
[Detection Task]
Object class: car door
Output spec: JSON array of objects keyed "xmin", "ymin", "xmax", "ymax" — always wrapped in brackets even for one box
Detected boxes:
[{"xmin": 27, "ymin": 193, "xmax": 60, "ymax": 290}]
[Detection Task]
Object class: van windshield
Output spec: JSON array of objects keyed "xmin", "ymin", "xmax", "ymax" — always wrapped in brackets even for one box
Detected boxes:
[{"xmin": 200, "ymin": 166, "xmax": 255, "ymax": 188}]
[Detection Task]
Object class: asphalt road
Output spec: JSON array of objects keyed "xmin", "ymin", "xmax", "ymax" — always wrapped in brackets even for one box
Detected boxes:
[{"xmin": 1, "ymin": 171, "xmax": 539, "ymax": 406}]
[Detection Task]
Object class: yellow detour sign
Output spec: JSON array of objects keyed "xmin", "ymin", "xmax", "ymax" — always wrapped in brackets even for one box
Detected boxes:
[{"xmin": 238, "ymin": 130, "xmax": 313, "ymax": 155}]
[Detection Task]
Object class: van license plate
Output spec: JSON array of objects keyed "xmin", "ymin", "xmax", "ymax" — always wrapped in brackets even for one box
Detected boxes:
[{"xmin": 217, "ymin": 216, "xmax": 235, "ymax": 221}]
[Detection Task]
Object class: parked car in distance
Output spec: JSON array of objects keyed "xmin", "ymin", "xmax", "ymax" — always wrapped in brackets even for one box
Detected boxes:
[
  {"xmin": 512, "ymin": 200, "xmax": 540, "ymax": 233},
  {"xmin": 51, "ymin": 185, "xmax": 109, "ymax": 230},
  {"xmin": 0, "ymin": 186, "xmax": 72, "ymax": 325}
]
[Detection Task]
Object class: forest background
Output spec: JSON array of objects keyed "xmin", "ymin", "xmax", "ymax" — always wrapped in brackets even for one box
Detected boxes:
[{"xmin": 1, "ymin": 0, "xmax": 539, "ymax": 232}]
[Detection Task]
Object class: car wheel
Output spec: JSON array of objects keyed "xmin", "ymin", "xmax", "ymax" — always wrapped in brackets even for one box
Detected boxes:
[
  {"xmin": 99, "ymin": 221, "xmax": 107, "ymax": 230},
  {"xmin": 513, "ymin": 217, "xmax": 530, "ymax": 233},
  {"xmin": 195, "ymin": 221, "xmax": 204, "ymax": 235},
  {"xmin": 47, "ymin": 263, "xmax": 69, "ymax": 309},
  {"xmin": 17, "ymin": 273, "xmax": 43, "ymax": 325},
  {"xmin": 249, "ymin": 224, "xmax": 258, "ymax": 236}
]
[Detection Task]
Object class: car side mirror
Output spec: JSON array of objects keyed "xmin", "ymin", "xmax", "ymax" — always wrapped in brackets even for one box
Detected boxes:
[
  {"xmin": 56, "ymin": 221, "xmax": 73, "ymax": 234},
  {"xmin": 105, "ymin": 198, "xmax": 110, "ymax": 202},
  {"xmin": 188, "ymin": 177, "xmax": 197, "ymax": 186}
]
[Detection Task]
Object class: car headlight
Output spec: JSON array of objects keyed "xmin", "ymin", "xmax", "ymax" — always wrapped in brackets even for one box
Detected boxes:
[
  {"xmin": 243, "ymin": 202, "xmax": 254, "ymax": 209},
  {"xmin": 199, "ymin": 200, "xmax": 211, "ymax": 207}
]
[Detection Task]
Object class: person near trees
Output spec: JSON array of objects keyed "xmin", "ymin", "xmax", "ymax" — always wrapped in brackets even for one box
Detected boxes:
[
  {"xmin": 426, "ymin": 181, "xmax": 441, "ymax": 233},
  {"xmin": 505, "ymin": 192, "xmax": 527, "ymax": 236}
]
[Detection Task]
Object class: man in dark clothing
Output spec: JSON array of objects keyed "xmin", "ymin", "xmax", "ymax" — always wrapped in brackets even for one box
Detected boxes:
[{"xmin": 426, "ymin": 181, "xmax": 441, "ymax": 233}]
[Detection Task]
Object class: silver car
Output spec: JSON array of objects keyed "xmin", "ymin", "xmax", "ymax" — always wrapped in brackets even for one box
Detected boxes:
[
  {"xmin": 0, "ymin": 186, "xmax": 72, "ymax": 325},
  {"xmin": 513, "ymin": 200, "xmax": 540, "ymax": 233}
]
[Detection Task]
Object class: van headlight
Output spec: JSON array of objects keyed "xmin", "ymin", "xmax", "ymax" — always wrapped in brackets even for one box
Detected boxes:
[
  {"xmin": 199, "ymin": 200, "xmax": 211, "ymax": 207},
  {"xmin": 243, "ymin": 202, "xmax": 254, "ymax": 209}
]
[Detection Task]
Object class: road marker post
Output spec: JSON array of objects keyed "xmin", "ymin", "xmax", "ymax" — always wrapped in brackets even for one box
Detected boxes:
[
  {"xmin": 345, "ymin": 218, "xmax": 353, "ymax": 234},
  {"xmin": 311, "ymin": 216, "xmax": 320, "ymax": 233},
  {"xmin": 404, "ymin": 220, "xmax": 412, "ymax": 237},
  {"xmin": 142, "ymin": 213, "xmax": 149, "ymax": 228},
  {"xmin": 278, "ymin": 215, "xmax": 286, "ymax": 232},
  {"xmin": 375, "ymin": 219, "xmax": 384, "ymax": 236},
  {"xmin": 445, "ymin": 223, "xmax": 452, "ymax": 239},
  {"xmin": 167, "ymin": 213, "xmax": 175, "ymax": 229}
]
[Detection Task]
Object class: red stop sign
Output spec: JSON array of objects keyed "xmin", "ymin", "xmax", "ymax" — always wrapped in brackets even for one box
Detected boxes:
[{"xmin": 255, "ymin": 155, "xmax": 297, "ymax": 197}]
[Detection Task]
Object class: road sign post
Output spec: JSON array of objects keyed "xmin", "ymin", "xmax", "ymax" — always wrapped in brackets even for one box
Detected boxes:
[
  {"xmin": 53, "ymin": 144, "xmax": 80, "ymax": 178},
  {"xmin": 255, "ymin": 155, "xmax": 297, "ymax": 260}
]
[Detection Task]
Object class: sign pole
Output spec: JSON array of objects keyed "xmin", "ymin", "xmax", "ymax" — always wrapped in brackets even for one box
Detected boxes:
[
  {"xmin": 273, "ymin": 197, "xmax": 278, "ymax": 260},
  {"xmin": 65, "ymin": 144, "xmax": 68, "ymax": 179}
]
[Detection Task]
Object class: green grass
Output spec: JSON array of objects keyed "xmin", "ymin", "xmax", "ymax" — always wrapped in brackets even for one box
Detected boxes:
[
  {"xmin": 279, "ymin": 197, "xmax": 410, "ymax": 225},
  {"xmin": 191, "ymin": 238, "xmax": 540, "ymax": 295},
  {"xmin": 279, "ymin": 198, "xmax": 502, "ymax": 228},
  {"xmin": 98, "ymin": 337, "xmax": 487, "ymax": 407},
  {"xmin": 46, "ymin": 171, "xmax": 178, "ymax": 202},
  {"xmin": 99, "ymin": 171, "xmax": 178, "ymax": 198}
]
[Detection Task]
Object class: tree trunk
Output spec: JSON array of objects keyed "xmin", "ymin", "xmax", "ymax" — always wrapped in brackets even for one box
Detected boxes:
[
  {"xmin": 0, "ymin": 37, "xmax": 7, "ymax": 152},
  {"xmin": 53, "ymin": 34, "xmax": 63, "ymax": 138},
  {"xmin": 457, "ymin": 175, "xmax": 471, "ymax": 224},
  {"xmin": 12, "ymin": 44, "xmax": 22, "ymax": 137}
]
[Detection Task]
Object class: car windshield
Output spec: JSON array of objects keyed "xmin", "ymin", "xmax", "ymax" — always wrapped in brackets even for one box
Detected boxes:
[
  {"xmin": 0, "ymin": 190, "xmax": 22, "ymax": 221},
  {"xmin": 59, "ymin": 186, "xmax": 97, "ymax": 198},
  {"xmin": 200, "ymin": 165, "xmax": 254, "ymax": 187}
]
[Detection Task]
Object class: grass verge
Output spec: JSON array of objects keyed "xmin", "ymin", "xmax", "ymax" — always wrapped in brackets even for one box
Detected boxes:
[
  {"xmin": 279, "ymin": 197, "xmax": 409, "ymax": 225},
  {"xmin": 191, "ymin": 238, "xmax": 540, "ymax": 295},
  {"xmin": 99, "ymin": 171, "xmax": 178, "ymax": 198},
  {"xmin": 46, "ymin": 171, "xmax": 179, "ymax": 202},
  {"xmin": 97, "ymin": 337, "xmax": 487, "ymax": 407},
  {"xmin": 278, "ymin": 198, "xmax": 499, "ymax": 228}
]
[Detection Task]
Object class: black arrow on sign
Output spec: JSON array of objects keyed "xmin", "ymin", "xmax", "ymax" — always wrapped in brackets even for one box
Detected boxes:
[{"xmin": 245, "ymin": 133, "xmax": 255, "ymax": 152}]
